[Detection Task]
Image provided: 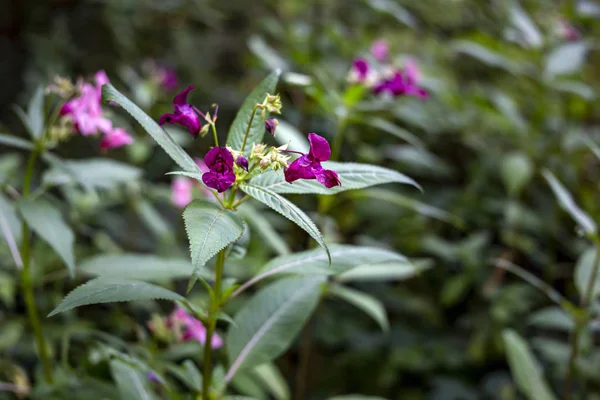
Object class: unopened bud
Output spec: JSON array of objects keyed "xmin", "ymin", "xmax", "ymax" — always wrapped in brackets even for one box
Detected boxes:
[
  {"xmin": 199, "ymin": 123, "xmax": 210, "ymax": 137},
  {"xmin": 265, "ymin": 118, "xmax": 278, "ymax": 136},
  {"xmin": 263, "ymin": 93, "xmax": 282, "ymax": 114},
  {"xmin": 236, "ymin": 155, "xmax": 249, "ymax": 171}
]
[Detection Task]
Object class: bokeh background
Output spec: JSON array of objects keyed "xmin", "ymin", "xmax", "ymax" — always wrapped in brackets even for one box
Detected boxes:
[{"xmin": 1, "ymin": 0, "xmax": 600, "ymax": 399}]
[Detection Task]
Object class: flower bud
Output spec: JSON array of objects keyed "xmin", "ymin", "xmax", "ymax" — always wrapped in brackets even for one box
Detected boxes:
[
  {"xmin": 263, "ymin": 93, "xmax": 282, "ymax": 114},
  {"xmin": 236, "ymin": 155, "xmax": 249, "ymax": 171},
  {"xmin": 199, "ymin": 123, "xmax": 210, "ymax": 137},
  {"xmin": 265, "ymin": 118, "xmax": 279, "ymax": 136}
]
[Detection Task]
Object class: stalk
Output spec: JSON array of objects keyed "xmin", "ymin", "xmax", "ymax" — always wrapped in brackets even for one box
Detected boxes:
[
  {"xmin": 564, "ymin": 240, "xmax": 600, "ymax": 399},
  {"xmin": 240, "ymin": 105, "xmax": 260, "ymax": 154},
  {"xmin": 202, "ymin": 248, "xmax": 226, "ymax": 398},
  {"xmin": 20, "ymin": 150, "xmax": 54, "ymax": 383}
]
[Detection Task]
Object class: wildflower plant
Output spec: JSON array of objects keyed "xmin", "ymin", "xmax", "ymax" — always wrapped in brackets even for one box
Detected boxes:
[{"xmin": 18, "ymin": 70, "xmax": 423, "ymax": 398}]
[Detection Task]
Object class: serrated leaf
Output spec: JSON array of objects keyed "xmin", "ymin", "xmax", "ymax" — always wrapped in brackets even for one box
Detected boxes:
[
  {"xmin": 239, "ymin": 183, "xmax": 329, "ymax": 263},
  {"xmin": 43, "ymin": 158, "xmax": 142, "ymax": 190},
  {"xmin": 329, "ymin": 284, "xmax": 389, "ymax": 332},
  {"xmin": 502, "ymin": 330, "xmax": 558, "ymax": 400},
  {"xmin": 237, "ymin": 203, "xmax": 290, "ymax": 256},
  {"xmin": 226, "ymin": 71, "xmax": 280, "ymax": 155},
  {"xmin": 110, "ymin": 359, "xmax": 157, "ymax": 400},
  {"xmin": 183, "ymin": 200, "xmax": 245, "ymax": 291},
  {"xmin": 80, "ymin": 254, "xmax": 210, "ymax": 281},
  {"xmin": 48, "ymin": 278, "xmax": 184, "ymax": 316},
  {"xmin": 225, "ymin": 276, "xmax": 323, "ymax": 381},
  {"xmin": 250, "ymin": 162, "xmax": 420, "ymax": 195},
  {"xmin": 542, "ymin": 169, "xmax": 596, "ymax": 235},
  {"xmin": 545, "ymin": 42, "xmax": 589, "ymax": 77},
  {"xmin": 102, "ymin": 84, "xmax": 198, "ymax": 173},
  {"xmin": 233, "ymin": 245, "xmax": 408, "ymax": 296},
  {"xmin": 18, "ymin": 197, "xmax": 75, "ymax": 277}
]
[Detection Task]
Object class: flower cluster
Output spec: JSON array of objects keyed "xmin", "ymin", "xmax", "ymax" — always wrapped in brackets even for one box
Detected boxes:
[
  {"xmin": 349, "ymin": 39, "xmax": 428, "ymax": 100},
  {"xmin": 147, "ymin": 307, "xmax": 222, "ymax": 348},
  {"xmin": 59, "ymin": 71, "xmax": 134, "ymax": 149},
  {"xmin": 159, "ymin": 88, "xmax": 340, "ymax": 196}
]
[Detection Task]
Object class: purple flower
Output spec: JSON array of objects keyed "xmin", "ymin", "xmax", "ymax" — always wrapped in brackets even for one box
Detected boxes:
[
  {"xmin": 373, "ymin": 61, "xmax": 428, "ymax": 99},
  {"xmin": 168, "ymin": 307, "xmax": 223, "ymax": 348},
  {"xmin": 159, "ymin": 86, "xmax": 202, "ymax": 136},
  {"xmin": 370, "ymin": 39, "xmax": 389, "ymax": 62},
  {"xmin": 202, "ymin": 147, "xmax": 236, "ymax": 192},
  {"xmin": 100, "ymin": 127, "xmax": 133, "ymax": 150},
  {"xmin": 265, "ymin": 118, "xmax": 278, "ymax": 136},
  {"xmin": 159, "ymin": 67, "xmax": 178, "ymax": 91},
  {"xmin": 284, "ymin": 133, "xmax": 341, "ymax": 188},
  {"xmin": 236, "ymin": 155, "xmax": 249, "ymax": 171},
  {"xmin": 349, "ymin": 58, "xmax": 371, "ymax": 83}
]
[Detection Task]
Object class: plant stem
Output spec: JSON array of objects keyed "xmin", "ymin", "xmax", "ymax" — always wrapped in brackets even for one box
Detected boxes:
[
  {"xmin": 330, "ymin": 116, "xmax": 348, "ymax": 162},
  {"xmin": 240, "ymin": 105, "xmax": 260, "ymax": 154},
  {"xmin": 211, "ymin": 123, "xmax": 219, "ymax": 147},
  {"xmin": 294, "ymin": 320, "xmax": 313, "ymax": 400},
  {"xmin": 20, "ymin": 150, "xmax": 54, "ymax": 383},
  {"xmin": 564, "ymin": 241, "xmax": 600, "ymax": 399},
  {"xmin": 202, "ymin": 249, "xmax": 226, "ymax": 399}
]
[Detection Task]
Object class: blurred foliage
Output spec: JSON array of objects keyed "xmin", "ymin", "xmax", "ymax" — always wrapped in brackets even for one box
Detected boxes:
[{"xmin": 1, "ymin": 0, "xmax": 600, "ymax": 399}]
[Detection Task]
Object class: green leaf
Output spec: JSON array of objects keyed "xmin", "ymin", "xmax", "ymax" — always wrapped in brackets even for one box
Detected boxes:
[
  {"xmin": 167, "ymin": 360, "xmax": 202, "ymax": 392},
  {"xmin": 272, "ymin": 120, "xmax": 310, "ymax": 153},
  {"xmin": 0, "ymin": 133, "xmax": 35, "ymax": 151},
  {"xmin": 542, "ymin": 169, "xmax": 596, "ymax": 235},
  {"xmin": 451, "ymin": 40, "xmax": 525, "ymax": 73},
  {"xmin": 102, "ymin": 84, "xmax": 198, "ymax": 173},
  {"xmin": 110, "ymin": 359, "xmax": 157, "ymax": 400},
  {"xmin": 336, "ymin": 260, "xmax": 428, "ymax": 282},
  {"xmin": 48, "ymin": 278, "xmax": 184, "ymax": 316},
  {"xmin": 237, "ymin": 203, "xmax": 290, "ymax": 256},
  {"xmin": 545, "ymin": 42, "xmax": 589, "ymax": 78},
  {"xmin": 27, "ymin": 86, "xmax": 45, "ymax": 138},
  {"xmin": 0, "ymin": 192, "xmax": 22, "ymax": 243},
  {"xmin": 502, "ymin": 330, "xmax": 558, "ymax": 400},
  {"xmin": 43, "ymin": 158, "xmax": 142, "ymax": 190},
  {"xmin": 364, "ymin": 0, "xmax": 415, "ymax": 27},
  {"xmin": 250, "ymin": 162, "xmax": 420, "ymax": 195},
  {"xmin": 18, "ymin": 197, "xmax": 75, "ymax": 277},
  {"xmin": 226, "ymin": 71, "xmax": 281, "ymax": 155},
  {"xmin": 239, "ymin": 183, "xmax": 329, "ymax": 263},
  {"xmin": 509, "ymin": 3, "xmax": 542, "ymax": 48},
  {"xmin": 233, "ymin": 245, "xmax": 408, "ymax": 296},
  {"xmin": 225, "ymin": 276, "xmax": 323, "ymax": 381},
  {"xmin": 361, "ymin": 117, "xmax": 425, "ymax": 149},
  {"xmin": 79, "ymin": 254, "xmax": 210, "ymax": 281},
  {"xmin": 253, "ymin": 363, "xmax": 290, "ymax": 400},
  {"xmin": 183, "ymin": 200, "xmax": 245, "ymax": 291},
  {"xmin": 328, "ymin": 284, "xmax": 389, "ymax": 332},
  {"xmin": 528, "ymin": 307, "xmax": 574, "ymax": 331},
  {"xmin": 501, "ymin": 153, "xmax": 534, "ymax": 197},
  {"xmin": 328, "ymin": 397, "xmax": 389, "ymax": 400},
  {"xmin": 575, "ymin": 247, "xmax": 600, "ymax": 301}
]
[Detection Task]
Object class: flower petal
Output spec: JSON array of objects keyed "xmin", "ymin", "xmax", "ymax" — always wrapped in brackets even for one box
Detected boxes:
[
  {"xmin": 202, "ymin": 171, "xmax": 235, "ymax": 193},
  {"xmin": 173, "ymin": 85, "xmax": 194, "ymax": 105},
  {"xmin": 315, "ymin": 168, "xmax": 341, "ymax": 188},
  {"xmin": 307, "ymin": 133, "xmax": 331, "ymax": 162},
  {"xmin": 284, "ymin": 155, "xmax": 315, "ymax": 183}
]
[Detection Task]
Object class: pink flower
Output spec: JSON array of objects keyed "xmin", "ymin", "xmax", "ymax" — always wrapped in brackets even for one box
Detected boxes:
[
  {"xmin": 349, "ymin": 58, "xmax": 371, "ymax": 84},
  {"xmin": 171, "ymin": 177, "xmax": 194, "ymax": 208},
  {"xmin": 284, "ymin": 133, "xmax": 341, "ymax": 188},
  {"xmin": 167, "ymin": 307, "xmax": 222, "ymax": 348},
  {"xmin": 370, "ymin": 39, "xmax": 389, "ymax": 62},
  {"xmin": 100, "ymin": 128, "xmax": 134, "ymax": 150},
  {"xmin": 373, "ymin": 60, "xmax": 428, "ymax": 99}
]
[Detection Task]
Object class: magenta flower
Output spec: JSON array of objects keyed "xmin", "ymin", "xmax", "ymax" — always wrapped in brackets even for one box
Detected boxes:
[
  {"xmin": 168, "ymin": 307, "xmax": 222, "ymax": 348},
  {"xmin": 350, "ymin": 58, "xmax": 371, "ymax": 83},
  {"xmin": 171, "ymin": 177, "xmax": 194, "ymax": 208},
  {"xmin": 159, "ymin": 86, "xmax": 202, "ymax": 136},
  {"xmin": 202, "ymin": 147, "xmax": 236, "ymax": 192},
  {"xmin": 100, "ymin": 127, "xmax": 133, "ymax": 150},
  {"xmin": 284, "ymin": 133, "xmax": 341, "ymax": 188},
  {"xmin": 373, "ymin": 60, "xmax": 428, "ymax": 99},
  {"xmin": 370, "ymin": 39, "xmax": 389, "ymax": 62}
]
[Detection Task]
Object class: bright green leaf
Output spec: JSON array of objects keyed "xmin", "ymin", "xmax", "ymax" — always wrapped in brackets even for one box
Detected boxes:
[
  {"xmin": 225, "ymin": 276, "xmax": 323, "ymax": 381},
  {"xmin": 48, "ymin": 278, "xmax": 184, "ymax": 316},
  {"xmin": 183, "ymin": 200, "xmax": 245, "ymax": 291},
  {"xmin": 226, "ymin": 71, "xmax": 280, "ymax": 155}
]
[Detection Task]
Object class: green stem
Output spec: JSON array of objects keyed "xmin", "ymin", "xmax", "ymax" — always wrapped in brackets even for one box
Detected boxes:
[
  {"xmin": 564, "ymin": 241, "xmax": 600, "ymax": 399},
  {"xmin": 20, "ymin": 150, "xmax": 53, "ymax": 383},
  {"xmin": 211, "ymin": 123, "xmax": 219, "ymax": 147},
  {"xmin": 202, "ymin": 249, "xmax": 226, "ymax": 399},
  {"xmin": 240, "ymin": 105, "xmax": 260, "ymax": 154},
  {"xmin": 330, "ymin": 116, "xmax": 348, "ymax": 162}
]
